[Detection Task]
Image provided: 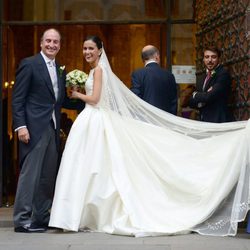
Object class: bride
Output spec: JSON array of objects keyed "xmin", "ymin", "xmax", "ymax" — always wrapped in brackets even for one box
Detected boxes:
[{"xmin": 49, "ymin": 35, "xmax": 250, "ymax": 237}]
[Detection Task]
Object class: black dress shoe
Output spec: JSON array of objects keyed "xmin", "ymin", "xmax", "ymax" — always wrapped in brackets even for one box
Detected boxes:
[
  {"xmin": 14, "ymin": 225, "xmax": 30, "ymax": 233},
  {"xmin": 14, "ymin": 224, "xmax": 47, "ymax": 233},
  {"xmin": 28, "ymin": 223, "xmax": 47, "ymax": 233}
]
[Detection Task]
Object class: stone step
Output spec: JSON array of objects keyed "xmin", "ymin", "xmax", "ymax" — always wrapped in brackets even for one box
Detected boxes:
[
  {"xmin": 0, "ymin": 207, "xmax": 248, "ymax": 229},
  {"xmin": 0, "ymin": 207, "xmax": 14, "ymax": 227}
]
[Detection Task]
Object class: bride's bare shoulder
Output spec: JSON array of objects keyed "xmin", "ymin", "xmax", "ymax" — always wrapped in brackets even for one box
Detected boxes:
[{"xmin": 93, "ymin": 65, "xmax": 103, "ymax": 74}]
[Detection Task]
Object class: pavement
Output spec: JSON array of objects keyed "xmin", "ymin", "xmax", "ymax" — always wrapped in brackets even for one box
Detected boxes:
[{"xmin": 0, "ymin": 207, "xmax": 249, "ymax": 250}]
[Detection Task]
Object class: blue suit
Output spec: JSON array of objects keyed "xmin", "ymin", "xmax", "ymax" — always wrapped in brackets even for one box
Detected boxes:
[
  {"xmin": 12, "ymin": 53, "xmax": 66, "ymax": 164},
  {"xmin": 131, "ymin": 62, "xmax": 177, "ymax": 115},
  {"xmin": 12, "ymin": 53, "xmax": 84, "ymax": 164}
]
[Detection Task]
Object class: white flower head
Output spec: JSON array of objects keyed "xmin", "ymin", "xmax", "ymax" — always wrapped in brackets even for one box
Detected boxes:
[
  {"xmin": 66, "ymin": 69, "xmax": 88, "ymax": 88},
  {"xmin": 58, "ymin": 65, "xmax": 66, "ymax": 77}
]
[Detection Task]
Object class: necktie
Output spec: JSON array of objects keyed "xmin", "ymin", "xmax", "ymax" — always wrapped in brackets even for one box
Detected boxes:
[
  {"xmin": 48, "ymin": 61, "xmax": 58, "ymax": 99},
  {"xmin": 47, "ymin": 61, "xmax": 58, "ymax": 129},
  {"xmin": 203, "ymin": 71, "xmax": 211, "ymax": 91}
]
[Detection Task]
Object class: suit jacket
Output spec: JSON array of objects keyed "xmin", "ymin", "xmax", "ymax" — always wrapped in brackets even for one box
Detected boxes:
[
  {"xmin": 12, "ymin": 53, "xmax": 77, "ymax": 164},
  {"xmin": 131, "ymin": 62, "xmax": 177, "ymax": 115},
  {"xmin": 189, "ymin": 65, "xmax": 234, "ymax": 123}
]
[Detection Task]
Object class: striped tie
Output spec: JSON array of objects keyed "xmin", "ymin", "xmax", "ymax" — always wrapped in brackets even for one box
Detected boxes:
[{"xmin": 203, "ymin": 71, "xmax": 211, "ymax": 91}]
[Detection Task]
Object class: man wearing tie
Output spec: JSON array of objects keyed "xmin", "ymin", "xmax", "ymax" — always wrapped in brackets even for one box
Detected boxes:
[
  {"xmin": 189, "ymin": 46, "xmax": 234, "ymax": 122},
  {"xmin": 12, "ymin": 28, "xmax": 70, "ymax": 233}
]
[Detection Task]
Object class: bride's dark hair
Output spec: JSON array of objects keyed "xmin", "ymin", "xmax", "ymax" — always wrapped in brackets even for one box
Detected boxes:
[{"xmin": 84, "ymin": 35, "xmax": 103, "ymax": 49}]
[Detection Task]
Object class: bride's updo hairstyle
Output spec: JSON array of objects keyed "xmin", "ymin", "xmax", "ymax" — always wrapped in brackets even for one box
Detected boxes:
[{"xmin": 84, "ymin": 35, "xmax": 103, "ymax": 50}]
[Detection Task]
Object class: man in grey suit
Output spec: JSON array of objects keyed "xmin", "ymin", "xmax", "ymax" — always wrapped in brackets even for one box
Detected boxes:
[
  {"xmin": 131, "ymin": 45, "xmax": 177, "ymax": 115},
  {"xmin": 12, "ymin": 28, "xmax": 76, "ymax": 233}
]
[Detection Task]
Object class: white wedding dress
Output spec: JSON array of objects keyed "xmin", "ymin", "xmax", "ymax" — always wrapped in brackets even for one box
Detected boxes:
[{"xmin": 49, "ymin": 50, "xmax": 250, "ymax": 237}]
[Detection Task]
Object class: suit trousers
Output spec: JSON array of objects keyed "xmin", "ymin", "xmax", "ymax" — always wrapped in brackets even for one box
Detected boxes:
[
  {"xmin": 247, "ymin": 213, "xmax": 250, "ymax": 233},
  {"xmin": 13, "ymin": 122, "xmax": 58, "ymax": 227}
]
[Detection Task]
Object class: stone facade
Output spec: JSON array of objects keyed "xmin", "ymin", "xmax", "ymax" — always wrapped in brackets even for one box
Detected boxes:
[{"xmin": 195, "ymin": 0, "xmax": 250, "ymax": 120}]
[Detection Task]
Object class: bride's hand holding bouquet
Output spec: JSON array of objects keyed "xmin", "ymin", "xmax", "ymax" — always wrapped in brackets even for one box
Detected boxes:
[{"xmin": 66, "ymin": 69, "xmax": 88, "ymax": 98}]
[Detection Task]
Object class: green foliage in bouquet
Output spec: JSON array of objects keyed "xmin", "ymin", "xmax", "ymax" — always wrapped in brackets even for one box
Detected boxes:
[{"xmin": 66, "ymin": 69, "xmax": 88, "ymax": 88}]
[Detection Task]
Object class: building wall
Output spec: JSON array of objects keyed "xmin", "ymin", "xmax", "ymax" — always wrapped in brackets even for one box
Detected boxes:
[{"xmin": 195, "ymin": 0, "xmax": 250, "ymax": 120}]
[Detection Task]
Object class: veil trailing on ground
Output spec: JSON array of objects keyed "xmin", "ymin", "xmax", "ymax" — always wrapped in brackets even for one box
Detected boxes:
[{"xmin": 96, "ymin": 48, "xmax": 250, "ymax": 236}]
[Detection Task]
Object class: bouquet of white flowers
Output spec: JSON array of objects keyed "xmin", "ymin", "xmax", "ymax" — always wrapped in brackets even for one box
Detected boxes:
[{"xmin": 66, "ymin": 69, "xmax": 88, "ymax": 89}]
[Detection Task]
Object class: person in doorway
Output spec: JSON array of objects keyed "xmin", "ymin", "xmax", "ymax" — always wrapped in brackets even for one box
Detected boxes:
[
  {"xmin": 48, "ymin": 35, "xmax": 250, "ymax": 237},
  {"xmin": 189, "ymin": 46, "xmax": 234, "ymax": 122},
  {"xmin": 131, "ymin": 45, "xmax": 177, "ymax": 115},
  {"xmin": 12, "ymin": 28, "xmax": 83, "ymax": 233}
]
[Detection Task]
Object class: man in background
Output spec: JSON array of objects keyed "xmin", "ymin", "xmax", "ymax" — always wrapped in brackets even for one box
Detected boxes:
[
  {"xmin": 189, "ymin": 46, "xmax": 234, "ymax": 122},
  {"xmin": 131, "ymin": 45, "xmax": 177, "ymax": 115}
]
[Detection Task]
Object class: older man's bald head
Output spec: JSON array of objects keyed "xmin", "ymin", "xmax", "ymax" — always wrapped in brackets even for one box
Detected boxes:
[{"xmin": 141, "ymin": 45, "xmax": 160, "ymax": 63}]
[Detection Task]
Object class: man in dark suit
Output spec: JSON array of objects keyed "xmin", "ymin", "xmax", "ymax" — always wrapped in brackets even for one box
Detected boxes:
[
  {"xmin": 189, "ymin": 46, "xmax": 234, "ymax": 122},
  {"xmin": 131, "ymin": 45, "xmax": 177, "ymax": 115},
  {"xmin": 12, "ymin": 28, "xmax": 81, "ymax": 233}
]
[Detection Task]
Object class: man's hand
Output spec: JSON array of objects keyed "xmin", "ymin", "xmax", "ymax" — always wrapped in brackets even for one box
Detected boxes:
[
  {"xmin": 207, "ymin": 86, "xmax": 213, "ymax": 92},
  {"xmin": 18, "ymin": 127, "xmax": 30, "ymax": 144}
]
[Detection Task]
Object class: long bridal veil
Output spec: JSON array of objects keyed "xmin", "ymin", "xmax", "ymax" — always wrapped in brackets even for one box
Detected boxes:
[
  {"xmin": 97, "ymin": 48, "xmax": 250, "ymax": 236},
  {"xmin": 98, "ymin": 49, "xmax": 248, "ymax": 137}
]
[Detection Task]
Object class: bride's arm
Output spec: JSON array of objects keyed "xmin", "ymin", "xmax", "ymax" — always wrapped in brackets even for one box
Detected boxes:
[{"xmin": 71, "ymin": 66, "xmax": 102, "ymax": 105}]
